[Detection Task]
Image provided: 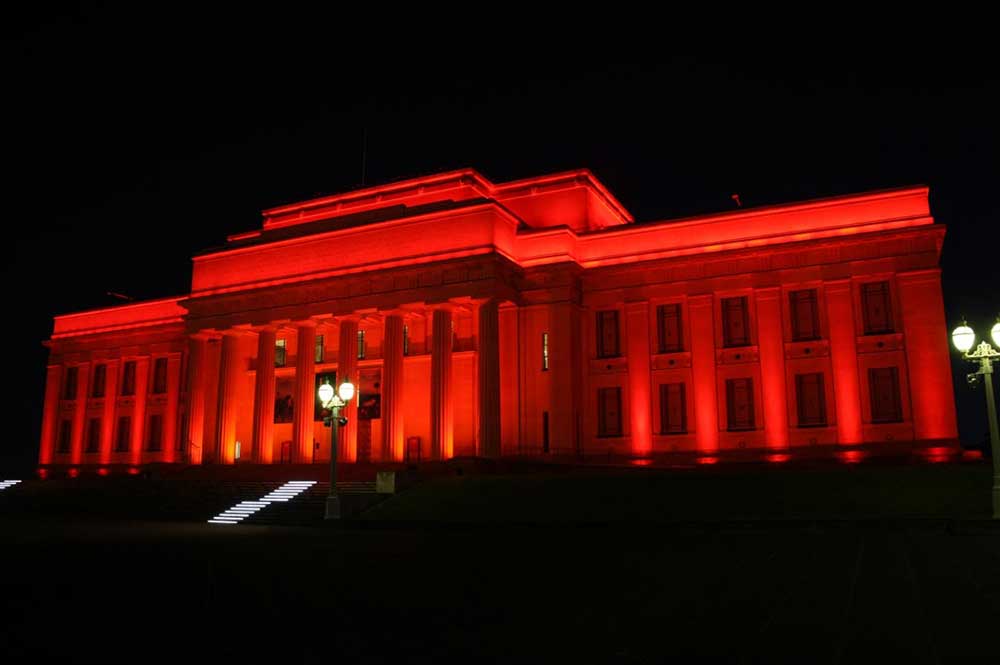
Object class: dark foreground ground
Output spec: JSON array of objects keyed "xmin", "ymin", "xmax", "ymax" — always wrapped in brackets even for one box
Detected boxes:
[{"xmin": 2, "ymin": 462, "xmax": 998, "ymax": 664}]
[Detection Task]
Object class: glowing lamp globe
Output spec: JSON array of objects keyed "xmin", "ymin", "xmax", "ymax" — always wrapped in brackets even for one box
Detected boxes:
[
  {"xmin": 951, "ymin": 324, "xmax": 975, "ymax": 353},
  {"xmin": 993, "ymin": 319, "xmax": 1000, "ymax": 347},
  {"xmin": 318, "ymin": 383, "xmax": 335, "ymax": 405},
  {"xmin": 338, "ymin": 381, "xmax": 355, "ymax": 402}
]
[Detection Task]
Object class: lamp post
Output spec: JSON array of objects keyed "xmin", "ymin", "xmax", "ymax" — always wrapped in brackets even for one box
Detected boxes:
[
  {"xmin": 318, "ymin": 379, "xmax": 355, "ymax": 520},
  {"xmin": 952, "ymin": 319, "xmax": 1000, "ymax": 519}
]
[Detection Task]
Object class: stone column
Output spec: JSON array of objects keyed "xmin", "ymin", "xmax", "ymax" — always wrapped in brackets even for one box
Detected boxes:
[
  {"xmin": 216, "ymin": 333, "xmax": 241, "ymax": 465},
  {"xmin": 184, "ymin": 336, "xmax": 209, "ymax": 465},
  {"xmin": 825, "ymin": 280, "xmax": 863, "ymax": 445},
  {"xmin": 99, "ymin": 359, "xmax": 119, "ymax": 465},
  {"xmin": 755, "ymin": 287, "xmax": 789, "ymax": 449},
  {"xmin": 69, "ymin": 363, "xmax": 90, "ymax": 466},
  {"xmin": 625, "ymin": 301, "xmax": 652, "ymax": 456},
  {"xmin": 293, "ymin": 323, "xmax": 316, "ymax": 463},
  {"xmin": 163, "ymin": 353, "xmax": 182, "ymax": 463},
  {"xmin": 689, "ymin": 295, "xmax": 719, "ymax": 453},
  {"xmin": 130, "ymin": 357, "xmax": 149, "ymax": 466},
  {"xmin": 477, "ymin": 299, "xmax": 501, "ymax": 458},
  {"xmin": 382, "ymin": 313, "xmax": 405, "ymax": 462},
  {"xmin": 431, "ymin": 307, "xmax": 454, "ymax": 460},
  {"xmin": 252, "ymin": 327, "xmax": 277, "ymax": 464},
  {"xmin": 897, "ymin": 269, "xmax": 959, "ymax": 442},
  {"xmin": 337, "ymin": 319, "xmax": 359, "ymax": 463},
  {"xmin": 38, "ymin": 364, "xmax": 62, "ymax": 466}
]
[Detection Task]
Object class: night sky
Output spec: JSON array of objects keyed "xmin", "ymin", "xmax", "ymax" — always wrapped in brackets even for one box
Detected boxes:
[{"xmin": 5, "ymin": 8, "xmax": 998, "ymax": 470}]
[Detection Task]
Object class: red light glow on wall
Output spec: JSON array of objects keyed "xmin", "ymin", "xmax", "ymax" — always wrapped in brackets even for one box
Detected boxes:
[
  {"xmin": 766, "ymin": 453, "xmax": 791, "ymax": 464},
  {"xmin": 836, "ymin": 450, "xmax": 866, "ymax": 464}
]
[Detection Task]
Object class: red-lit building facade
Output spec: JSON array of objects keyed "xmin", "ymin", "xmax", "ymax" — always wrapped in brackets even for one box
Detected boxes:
[{"xmin": 38, "ymin": 170, "xmax": 959, "ymax": 470}]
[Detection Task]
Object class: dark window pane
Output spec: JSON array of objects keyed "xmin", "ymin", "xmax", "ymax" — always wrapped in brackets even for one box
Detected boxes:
[
  {"xmin": 659, "ymin": 382, "xmax": 687, "ymax": 434},
  {"xmin": 597, "ymin": 387, "xmax": 623, "ymax": 437},
  {"xmin": 86, "ymin": 418, "xmax": 101, "ymax": 453},
  {"xmin": 597, "ymin": 310, "xmax": 620, "ymax": 358},
  {"xmin": 121, "ymin": 361, "xmax": 136, "ymax": 396},
  {"xmin": 57, "ymin": 419, "xmax": 72, "ymax": 454},
  {"xmin": 789, "ymin": 289, "xmax": 820, "ymax": 341},
  {"xmin": 152, "ymin": 358, "xmax": 168, "ymax": 394},
  {"xmin": 722, "ymin": 297, "xmax": 750, "ymax": 347},
  {"xmin": 795, "ymin": 373, "xmax": 827, "ymax": 427},
  {"xmin": 64, "ymin": 367, "xmax": 78, "ymax": 400},
  {"xmin": 861, "ymin": 282, "xmax": 894, "ymax": 334},
  {"xmin": 315, "ymin": 334, "xmax": 325, "ymax": 363},
  {"xmin": 726, "ymin": 378, "xmax": 755, "ymax": 431},
  {"xmin": 92, "ymin": 364, "xmax": 107, "ymax": 398},
  {"xmin": 116, "ymin": 416, "xmax": 131, "ymax": 452},
  {"xmin": 147, "ymin": 414, "xmax": 163, "ymax": 451},
  {"xmin": 869, "ymin": 367, "xmax": 903, "ymax": 423},
  {"xmin": 657, "ymin": 304, "xmax": 683, "ymax": 353}
]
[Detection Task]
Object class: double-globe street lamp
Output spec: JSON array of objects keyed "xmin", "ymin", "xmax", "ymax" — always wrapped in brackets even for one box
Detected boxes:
[
  {"xmin": 951, "ymin": 318, "xmax": 1000, "ymax": 519},
  {"xmin": 318, "ymin": 379, "xmax": 356, "ymax": 520}
]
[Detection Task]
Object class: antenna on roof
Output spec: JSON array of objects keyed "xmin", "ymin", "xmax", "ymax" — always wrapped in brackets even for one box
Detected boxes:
[
  {"xmin": 107, "ymin": 291, "xmax": 133, "ymax": 301},
  {"xmin": 731, "ymin": 193, "xmax": 742, "ymax": 208},
  {"xmin": 360, "ymin": 127, "xmax": 368, "ymax": 187}
]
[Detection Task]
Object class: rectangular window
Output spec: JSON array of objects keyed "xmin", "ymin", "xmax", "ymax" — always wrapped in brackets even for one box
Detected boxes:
[
  {"xmin": 403, "ymin": 326, "xmax": 409, "ymax": 356},
  {"xmin": 725, "ymin": 377, "xmax": 755, "ymax": 431},
  {"xmin": 63, "ymin": 366, "xmax": 79, "ymax": 400},
  {"xmin": 91, "ymin": 364, "xmax": 107, "ymax": 398},
  {"xmin": 597, "ymin": 387, "xmax": 623, "ymax": 437},
  {"xmin": 596, "ymin": 310, "xmax": 620, "ymax": 358},
  {"xmin": 152, "ymin": 357, "xmax": 168, "ymax": 394},
  {"xmin": 795, "ymin": 373, "xmax": 827, "ymax": 427},
  {"xmin": 147, "ymin": 414, "xmax": 163, "ymax": 451},
  {"xmin": 722, "ymin": 296, "xmax": 750, "ymax": 347},
  {"xmin": 869, "ymin": 367, "xmax": 903, "ymax": 423},
  {"xmin": 275, "ymin": 339, "xmax": 287, "ymax": 367},
  {"xmin": 789, "ymin": 289, "xmax": 821, "ymax": 341},
  {"xmin": 659, "ymin": 383, "xmax": 687, "ymax": 434},
  {"xmin": 357, "ymin": 330, "xmax": 366, "ymax": 359},
  {"xmin": 86, "ymin": 418, "xmax": 101, "ymax": 453},
  {"xmin": 657, "ymin": 304, "xmax": 683, "ymax": 353},
  {"xmin": 121, "ymin": 361, "xmax": 136, "ymax": 396},
  {"xmin": 542, "ymin": 332, "xmax": 549, "ymax": 371},
  {"xmin": 315, "ymin": 334, "xmax": 325, "ymax": 363},
  {"xmin": 115, "ymin": 416, "xmax": 131, "ymax": 452},
  {"xmin": 57, "ymin": 419, "xmax": 72, "ymax": 454},
  {"xmin": 861, "ymin": 281, "xmax": 894, "ymax": 334}
]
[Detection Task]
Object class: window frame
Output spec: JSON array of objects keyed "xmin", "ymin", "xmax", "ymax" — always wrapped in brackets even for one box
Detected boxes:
[
  {"xmin": 596, "ymin": 310, "xmax": 621, "ymax": 359},
  {"xmin": 152, "ymin": 357, "xmax": 168, "ymax": 394},
  {"xmin": 721, "ymin": 296, "xmax": 751, "ymax": 348},
  {"xmin": 868, "ymin": 366, "xmax": 903, "ymax": 423},
  {"xmin": 794, "ymin": 372, "xmax": 827, "ymax": 428},
  {"xmin": 789, "ymin": 289, "xmax": 821, "ymax": 342},
  {"xmin": 659, "ymin": 382, "xmax": 687, "ymax": 434},
  {"xmin": 860, "ymin": 280, "xmax": 895, "ymax": 335},
  {"xmin": 725, "ymin": 377, "xmax": 756, "ymax": 431},
  {"xmin": 596, "ymin": 386, "xmax": 623, "ymax": 438},
  {"xmin": 656, "ymin": 303, "xmax": 684, "ymax": 354},
  {"xmin": 91, "ymin": 364, "xmax": 107, "ymax": 398},
  {"xmin": 121, "ymin": 361, "xmax": 137, "ymax": 397}
]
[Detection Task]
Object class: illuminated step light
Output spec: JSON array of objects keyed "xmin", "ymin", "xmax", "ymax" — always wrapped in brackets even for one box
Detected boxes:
[
  {"xmin": 207, "ymin": 480, "xmax": 317, "ymax": 525},
  {"xmin": 0, "ymin": 480, "xmax": 22, "ymax": 491}
]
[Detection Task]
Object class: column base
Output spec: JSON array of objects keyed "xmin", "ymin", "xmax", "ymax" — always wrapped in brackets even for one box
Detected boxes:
[{"xmin": 324, "ymin": 494, "xmax": 341, "ymax": 520}]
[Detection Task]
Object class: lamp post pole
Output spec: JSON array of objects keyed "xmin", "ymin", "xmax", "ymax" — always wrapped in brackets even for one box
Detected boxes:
[
  {"xmin": 326, "ymin": 402, "xmax": 342, "ymax": 520},
  {"xmin": 953, "ymin": 321, "xmax": 1000, "ymax": 519},
  {"xmin": 969, "ymin": 346, "xmax": 1000, "ymax": 518},
  {"xmin": 319, "ymin": 380, "xmax": 355, "ymax": 520}
]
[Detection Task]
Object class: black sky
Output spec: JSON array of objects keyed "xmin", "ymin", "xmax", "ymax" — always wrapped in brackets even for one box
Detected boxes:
[{"xmin": 5, "ymin": 7, "xmax": 998, "ymax": 470}]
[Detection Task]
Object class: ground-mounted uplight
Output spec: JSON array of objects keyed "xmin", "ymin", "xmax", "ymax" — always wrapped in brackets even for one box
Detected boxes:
[
  {"xmin": 318, "ymin": 380, "xmax": 355, "ymax": 520},
  {"xmin": 951, "ymin": 318, "xmax": 1000, "ymax": 519}
]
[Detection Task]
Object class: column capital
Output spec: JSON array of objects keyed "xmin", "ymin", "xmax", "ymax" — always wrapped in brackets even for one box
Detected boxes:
[
  {"xmin": 292, "ymin": 319, "xmax": 318, "ymax": 329},
  {"xmin": 688, "ymin": 293, "xmax": 714, "ymax": 308},
  {"xmin": 823, "ymin": 278, "xmax": 853, "ymax": 293}
]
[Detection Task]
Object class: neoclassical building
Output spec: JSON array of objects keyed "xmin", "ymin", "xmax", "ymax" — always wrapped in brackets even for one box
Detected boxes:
[{"xmin": 38, "ymin": 169, "xmax": 959, "ymax": 470}]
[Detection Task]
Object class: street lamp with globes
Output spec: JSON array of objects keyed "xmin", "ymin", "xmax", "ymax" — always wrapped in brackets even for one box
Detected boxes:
[
  {"xmin": 318, "ymin": 379, "xmax": 355, "ymax": 519},
  {"xmin": 951, "ymin": 318, "xmax": 1000, "ymax": 518}
]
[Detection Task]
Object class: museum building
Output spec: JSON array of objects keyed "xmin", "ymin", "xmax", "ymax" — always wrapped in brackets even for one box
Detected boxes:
[{"xmin": 38, "ymin": 169, "xmax": 959, "ymax": 470}]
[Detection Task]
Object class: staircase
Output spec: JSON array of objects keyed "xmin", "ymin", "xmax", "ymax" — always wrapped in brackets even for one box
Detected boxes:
[
  {"xmin": 207, "ymin": 480, "xmax": 318, "ymax": 524},
  {"xmin": 0, "ymin": 480, "xmax": 21, "ymax": 491},
  {"xmin": 246, "ymin": 480, "xmax": 382, "ymax": 526}
]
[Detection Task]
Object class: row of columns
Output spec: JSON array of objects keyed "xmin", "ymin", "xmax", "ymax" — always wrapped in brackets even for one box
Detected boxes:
[
  {"xmin": 39, "ymin": 354, "xmax": 181, "ymax": 466},
  {"xmin": 183, "ymin": 300, "xmax": 501, "ymax": 465},
  {"xmin": 669, "ymin": 275, "xmax": 956, "ymax": 453}
]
